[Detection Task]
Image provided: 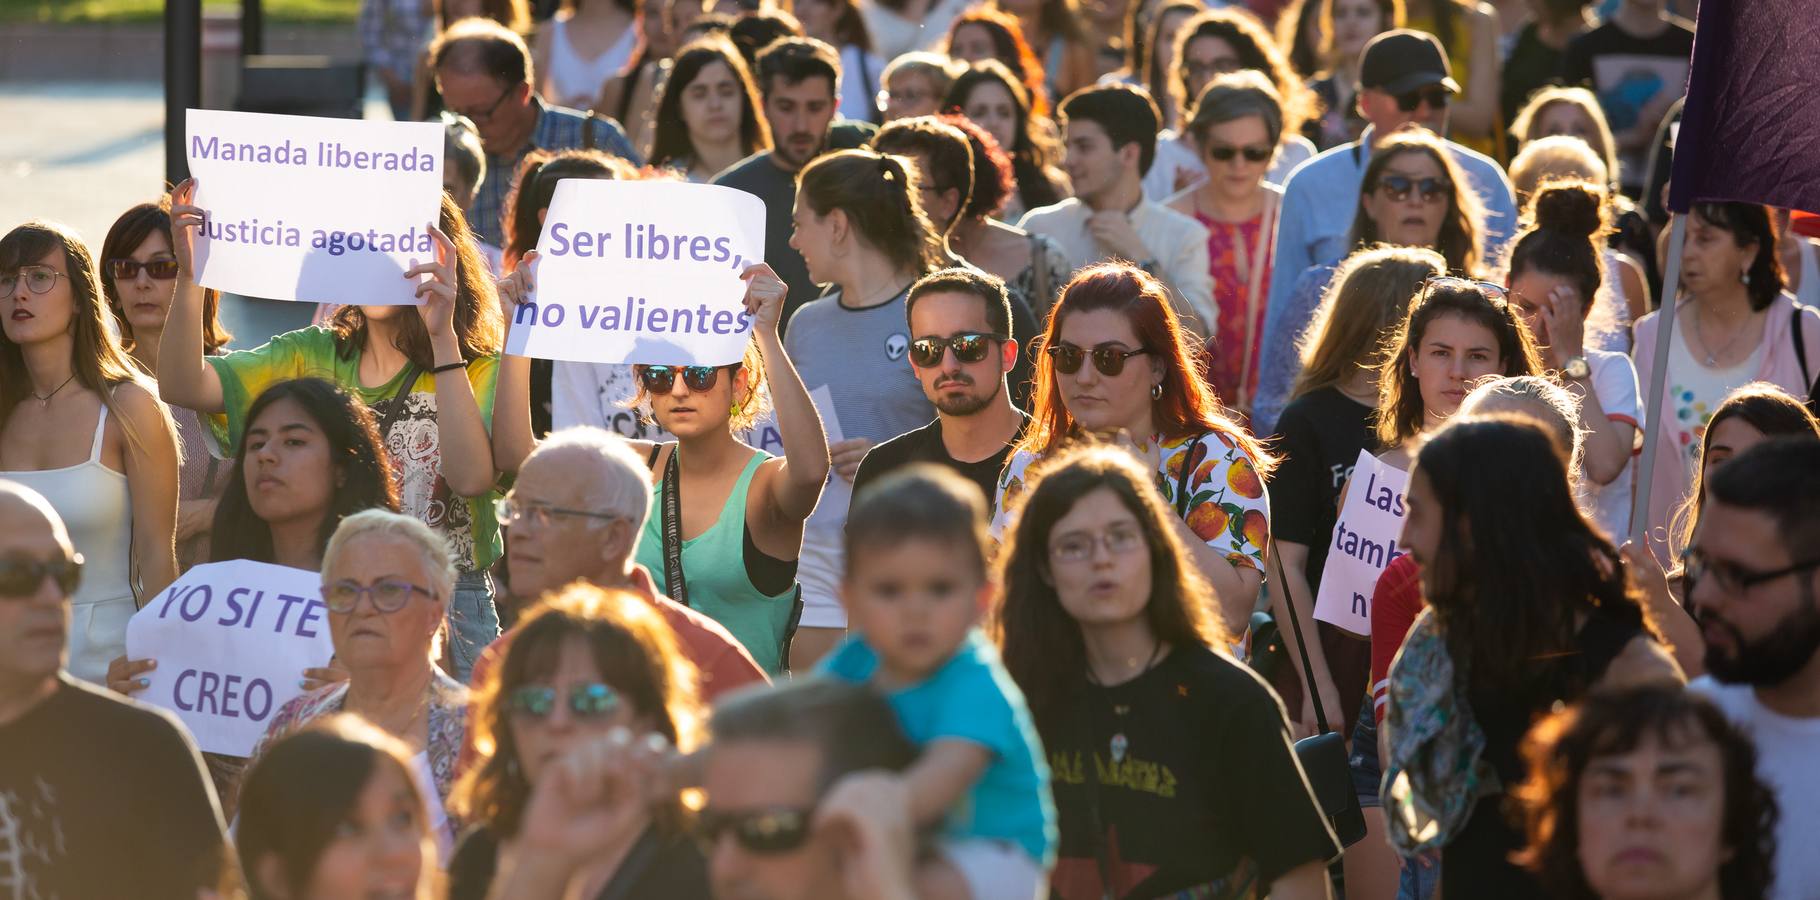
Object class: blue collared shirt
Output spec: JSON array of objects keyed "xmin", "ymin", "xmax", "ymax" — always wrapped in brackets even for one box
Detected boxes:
[{"xmin": 466, "ymin": 96, "xmax": 640, "ymax": 247}]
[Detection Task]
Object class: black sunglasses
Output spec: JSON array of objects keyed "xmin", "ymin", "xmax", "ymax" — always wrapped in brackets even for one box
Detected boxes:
[
  {"xmin": 1396, "ymin": 86, "xmax": 1451, "ymax": 112},
  {"xmin": 507, "ymin": 683, "xmax": 621, "ymax": 720},
  {"xmin": 1206, "ymin": 143, "xmax": 1272, "ymax": 163},
  {"xmin": 0, "ymin": 555, "xmax": 83, "ymax": 599},
  {"xmin": 696, "ymin": 807, "xmax": 815, "ymax": 855},
  {"xmin": 1046, "ymin": 342, "xmax": 1149, "ymax": 377},
  {"xmin": 1375, "ymin": 174, "xmax": 1452, "ymax": 203},
  {"xmin": 909, "ymin": 332, "xmax": 1006, "ymax": 368},
  {"xmin": 639, "ymin": 365, "xmax": 727, "ymax": 394},
  {"xmin": 107, "ymin": 258, "xmax": 180, "ymax": 280}
]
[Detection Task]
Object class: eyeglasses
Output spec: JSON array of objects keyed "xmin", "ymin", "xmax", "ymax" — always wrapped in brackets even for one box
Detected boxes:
[
  {"xmin": 1375, "ymin": 174, "xmax": 1452, "ymax": 204},
  {"xmin": 507, "ymin": 682, "xmax": 622, "ymax": 720},
  {"xmin": 1050, "ymin": 525, "xmax": 1146, "ymax": 563},
  {"xmin": 1420, "ymin": 275, "xmax": 1509, "ymax": 306},
  {"xmin": 908, "ymin": 332, "xmax": 1006, "ymax": 368},
  {"xmin": 321, "ymin": 578, "xmax": 439, "ymax": 614},
  {"xmin": 1395, "ymin": 86, "xmax": 1451, "ymax": 112},
  {"xmin": 495, "ymin": 495, "xmax": 623, "ymax": 529},
  {"xmin": 876, "ymin": 87, "xmax": 931, "ymax": 108},
  {"xmin": 696, "ymin": 807, "xmax": 815, "ymax": 855},
  {"xmin": 1046, "ymin": 342, "xmax": 1150, "ymax": 377},
  {"xmin": 457, "ymin": 85, "xmax": 517, "ymax": 125},
  {"xmin": 0, "ymin": 554, "xmax": 83, "ymax": 598},
  {"xmin": 1206, "ymin": 143, "xmax": 1272, "ymax": 163},
  {"xmin": 639, "ymin": 364, "xmax": 727, "ymax": 394},
  {"xmin": 1681, "ymin": 548, "xmax": 1820, "ymax": 596},
  {"xmin": 1184, "ymin": 57, "xmax": 1243, "ymax": 82},
  {"xmin": 106, "ymin": 258, "xmax": 180, "ymax": 281},
  {"xmin": 0, "ymin": 267, "xmax": 67, "ymax": 297}
]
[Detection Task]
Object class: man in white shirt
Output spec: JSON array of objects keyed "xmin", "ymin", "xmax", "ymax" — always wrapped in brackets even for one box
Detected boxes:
[
  {"xmin": 1687, "ymin": 437, "xmax": 1820, "ymax": 900},
  {"xmin": 1019, "ymin": 84, "xmax": 1215, "ymax": 338}
]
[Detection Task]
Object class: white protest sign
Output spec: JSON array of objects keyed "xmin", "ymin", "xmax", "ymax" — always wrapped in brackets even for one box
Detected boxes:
[
  {"xmin": 186, "ymin": 108, "xmax": 444, "ymax": 306},
  {"xmin": 125, "ymin": 560, "xmax": 335, "ymax": 756},
  {"xmin": 1312, "ymin": 450, "xmax": 1410, "ymax": 637},
  {"xmin": 805, "ymin": 385, "xmax": 850, "ymax": 528},
  {"xmin": 505, "ymin": 179, "xmax": 766, "ymax": 367}
]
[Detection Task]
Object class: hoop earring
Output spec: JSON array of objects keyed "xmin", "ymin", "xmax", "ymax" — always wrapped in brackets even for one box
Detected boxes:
[{"xmin": 1150, "ymin": 382, "xmax": 1163, "ymax": 400}]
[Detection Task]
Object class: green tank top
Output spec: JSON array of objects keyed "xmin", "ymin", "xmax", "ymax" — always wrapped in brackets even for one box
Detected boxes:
[{"xmin": 637, "ymin": 449, "xmax": 797, "ymax": 674}]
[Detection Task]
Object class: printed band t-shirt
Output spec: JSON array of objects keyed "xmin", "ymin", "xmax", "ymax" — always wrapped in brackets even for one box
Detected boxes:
[{"xmin": 206, "ymin": 326, "xmax": 504, "ymax": 570}]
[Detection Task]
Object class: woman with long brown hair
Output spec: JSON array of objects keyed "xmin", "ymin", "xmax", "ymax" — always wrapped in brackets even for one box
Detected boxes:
[
  {"xmin": 648, "ymin": 37, "xmax": 772, "ymax": 182},
  {"xmin": 945, "ymin": 59, "xmax": 1070, "ymax": 223},
  {"xmin": 942, "ymin": 6, "xmax": 1050, "ymax": 118},
  {"xmin": 989, "ymin": 0, "xmax": 1097, "ymax": 100}
]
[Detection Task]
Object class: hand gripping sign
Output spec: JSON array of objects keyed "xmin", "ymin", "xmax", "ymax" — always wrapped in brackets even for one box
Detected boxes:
[
  {"xmin": 125, "ymin": 561, "xmax": 335, "ymax": 757},
  {"xmin": 185, "ymin": 108, "xmax": 445, "ymax": 306},
  {"xmin": 1312, "ymin": 450, "xmax": 1411, "ymax": 637},
  {"xmin": 504, "ymin": 179, "xmax": 767, "ymax": 367}
]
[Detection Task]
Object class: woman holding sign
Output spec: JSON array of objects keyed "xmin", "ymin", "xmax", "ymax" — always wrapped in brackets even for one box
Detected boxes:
[
  {"xmin": 0, "ymin": 220, "xmax": 182, "ymax": 686},
  {"xmin": 160, "ymin": 181, "xmax": 509, "ymax": 683}
]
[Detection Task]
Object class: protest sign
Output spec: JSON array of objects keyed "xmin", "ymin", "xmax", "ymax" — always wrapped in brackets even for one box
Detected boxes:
[
  {"xmin": 186, "ymin": 108, "xmax": 444, "ymax": 306},
  {"xmin": 1312, "ymin": 450, "xmax": 1409, "ymax": 637},
  {"xmin": 504, "ymin": 180, "xmax": 766, "ymax": 367},
  {"xmin": 125, "ymin": 560, "xmax": 335, "ymax": 757}
]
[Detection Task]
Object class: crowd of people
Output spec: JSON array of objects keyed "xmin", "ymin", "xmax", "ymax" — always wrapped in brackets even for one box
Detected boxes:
[{"xmin": 6, "ymin": 0, "xmax": 1820, "ymax": 897}]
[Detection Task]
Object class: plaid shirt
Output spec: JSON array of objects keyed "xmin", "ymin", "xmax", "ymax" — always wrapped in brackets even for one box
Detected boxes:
[
  {"xmin": 357, "ymin": 0, "xmax": 434, "ymax": 81},
  {"xmin": 467, "ymin": 96, "xmax": 640, "ymax": 247}
]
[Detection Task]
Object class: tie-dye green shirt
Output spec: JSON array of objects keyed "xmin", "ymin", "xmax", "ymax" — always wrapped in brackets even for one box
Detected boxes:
[{"xmin": 205, "ymin": 326, "xmax": 503, "ymax": 571}]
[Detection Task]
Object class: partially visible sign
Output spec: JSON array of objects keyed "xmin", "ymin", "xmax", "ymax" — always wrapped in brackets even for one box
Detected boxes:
[{"xmin": 1313, "ymin": 451, "xmax": 1410, "ymax": 637}]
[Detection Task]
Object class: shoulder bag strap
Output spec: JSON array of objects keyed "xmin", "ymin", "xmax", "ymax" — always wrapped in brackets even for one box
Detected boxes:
[
  {"xmin": 375, "ymin": 363, "xmax": 423, "ymax": 441},
  {"xmin": 1269, "ymin": 532, "xmax": 1331, "ymax": 735},
  {"xmin": 660, "ymin": 442, "xmax": 689, "ymax": 607},
  {"xmin": 1792, "ymin": 305, "xmax": 1813, "ymax": 390},
  {"xmin": 1173, "ymin": 433, "xmax": 1202, "ymax": 519}
]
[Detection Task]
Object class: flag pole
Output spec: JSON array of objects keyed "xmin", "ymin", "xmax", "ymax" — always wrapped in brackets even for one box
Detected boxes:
[{"xmin": 1628, "ymin": 213, "xmax": 1689, "ymax": 548}]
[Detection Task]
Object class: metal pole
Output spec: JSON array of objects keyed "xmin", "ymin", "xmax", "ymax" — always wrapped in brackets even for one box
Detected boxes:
[
  {"xmin": 242, "ymin": 0, "xmax": 264, "ymax": 57},
  {"xmin": 164, "ymin": 0, "xmax": 203, "ymax": 187},
  {"xmin": 1628, "ymin": 214, "xmax": 1689, "ymax": 550}
]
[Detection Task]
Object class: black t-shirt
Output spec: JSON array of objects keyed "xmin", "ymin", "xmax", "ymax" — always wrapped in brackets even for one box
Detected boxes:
[
  {"xmin": 448, "ymin": 823, "xmax": 711, "ymax": 900},
  {"xmin": 1501, "ymin": 23, "xmax": 1567, "ymax": 125},
  {"xmin": 1040, "ymin": 645, "xmax": 1340, "ymax": 900},
  {"xmin": 1270, "ymin": 387, "xmax": 1378, "ymax": 589},
  {"xmin": 1560, "ymin": 19, "xmax": 1695, "ymax": 91},
  {"xmin": 849, "ymin": 413, "xmax": 1029, "ymax": 513},
  {"xmin": 0, "ymin": 676, "xmax": 227, "ymax": 899}
]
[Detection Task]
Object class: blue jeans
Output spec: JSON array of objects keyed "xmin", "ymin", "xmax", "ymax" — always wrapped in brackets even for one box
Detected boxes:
[
  {"xmin": 445, "ymin": 570, "xmax": 499, "ymax": 683},
  {"xmin": 1398, "ymin": 858, "xmax": 1440, "ymax": 900}
]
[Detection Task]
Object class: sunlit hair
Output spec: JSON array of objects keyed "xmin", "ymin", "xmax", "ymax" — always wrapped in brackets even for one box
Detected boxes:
[
  {"xmin": 1274, "ymin": 0, "xmax": 1324, "ymax": 77},
  {"xmin": 0, "ymin": 220, "xmax": 176, "ymax": 461},
  {"xmin": 943, "ymin": 7, "xmax": 1049, "ymax": 118},
  {"xmin": 1376, "ymin": 278, "xmax": 1544, "ymax": 446},
  {"xmin": 846, "ymin": 464, "xmax": 991, "ymax": 580},
  {"xmin": 1457, "ymin": 375, "xmax": 1584, "ymax": 489},
  {"xmin": 1508, "ymin": 87, "xmax": 1620, "ymax": 189},
  {"xmin": 100, "ymin": 199, "xmax": 232, "ymax": 357},
  {"xmin": 431, "ymin": 14, "xmax": 534, "ymax": 85},
  {"xmin": 651, "ymin": 37, "xmax": 773, "ymax": 171},
  {"xmin": 882, "ymin": 52, "xmax": 963, "ymax": 104},
  {"xmin": 238, "ymin": 714, "xmax": 434, "ymax": 900},
  {"xmin": 1291, "ymin": 245, "xmax": 1445, "ymax": 399},
  {"xmin": 1505, "ymin": 179, "xmax": 1617, "ymax": 344},
  {"xmin": 1316, "ymin": 0, "xmax": 1404, "ymax": 71},
  {"xmin": 1412, "ymin": 414, "xmax": 1658, "ymax": 700},
  {"xmin": 1131, "ymin": 0, "xmax": 1200, "ymax": 114},
  {"xmin": 631, "ymin": 340, "xmax": 771, "ymax": 433},
  {"xmin": 504, "ymin": 148, "xmax": 636, "ymax": 265},
  {"xmin": 940, "ymin": 112, "xmax": 1016, "ymax": 221},
  {"xmin": 1689, "ymin": 201, "xmax": 1787, "ymax": 311},
  {"xmin": 452, "ymin": 584, "xmax": 702, "ymax": 837},
  {"xmin": 993, "ymin": 445, "xmax": 1226, "ymax": 716},
  {"xmin": 326, "ymin": 194, "xmax": 503, "ymax": 368},
  {"xmin": 986, "ymin": 0, "xmax": 1089, "ymax": 52},
  {"xmin": 1508, "ymin": 135, "xmax": 1607, "ymax": 208},
  {"xmin": 873, "ymin": 116, "xmax": 976, "ymax": 236},
  {"xmin": 322, "ymin": 509, "xmax": 458, "ymax": 606},
  {"xmin": 1350, "ymin": 129, "xmax": 1485, "ymax": 274},
  {"xmin": 525, "ymin": 427, "xmax": 655, "ymax": 530},
  {"xmin": 1184, "ymin": 69, "xmax": 1285, "ymax": 157},
  {"xmin": 944, "ymin": 60, "xmax": 1064, "ymax": 210},
  {"xmin": 1513, "ymin": 684, "xmax": 1777, "ymax": 900},
  {"xmin": 1172, "ymin": 7, "xmax": 1319, "ymax": 140},
  {"xmin": 1669, "ymin": 383, "xmax": 1820, "ymax": 561},
  {"xmin": 797, "ymin": 148, "xmax": 943, "ymax": 275}
]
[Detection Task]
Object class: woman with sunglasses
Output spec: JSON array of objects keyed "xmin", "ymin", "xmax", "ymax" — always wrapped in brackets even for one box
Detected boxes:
[
  {"xmin": 449, "ymin": 583, "xmax": 708, "ymax": 900},
  {"xmin": 994, "ymin": 445, "xmax": 1339, "ymax": 900},
  {"xmin": 100, "ymin": 199, "xmax": 235, "ymax": 571},
  {"xmin": 993, "ymin": 263, "xmax": 1275, "ymax": 637},
  {"xmin": 0, "ymin": 220, "xmax": 181, "ymax": 687},
  {"xmin": 250, "ymin": 508, "xmax": 470, "ymax": 854},
  {"xmin": 1254, "ymin": 128, "xmax": 1485, "ymax": 432}
]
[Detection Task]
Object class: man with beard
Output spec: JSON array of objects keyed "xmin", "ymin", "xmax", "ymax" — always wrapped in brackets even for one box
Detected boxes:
[
  {"xmin": 851, "ymin": 269, "xmax": 1029, "ymax": 514},
  {"xmin": 714, "ymin": 37, "xmax": 878, "ymax": 330},
  {"xmin": 1688, "ymin": 436, "xmax": 1820, "ymax": 900}
]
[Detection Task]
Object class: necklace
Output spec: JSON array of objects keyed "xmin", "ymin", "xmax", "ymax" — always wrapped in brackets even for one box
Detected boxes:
[
  {"xmin": 1692, "ymin": 303, "xmax": 1752, "ymax": 367},
  {"xmin": 1088, "ymin": 639, "xmax": 1165, "ymax": 764},
  {"xmin": 30, "ymin": 373, "xmax": 76, "ymax": 407}
]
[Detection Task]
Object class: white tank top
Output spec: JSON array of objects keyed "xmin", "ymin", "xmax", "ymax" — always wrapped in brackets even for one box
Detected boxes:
[
  {"xmin": 546, "ymin": 16, "xmax": 637, "ymax": 110},
  {"xmin": 3, "ymin": 404, "xmax": 135, "ymax": 685}
]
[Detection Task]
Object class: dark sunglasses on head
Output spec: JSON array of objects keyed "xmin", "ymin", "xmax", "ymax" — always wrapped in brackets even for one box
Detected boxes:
[
  {"xmin": 507, "ymin": 683, "xmax": 621, "ymax": 720},
  {"xmin": 1376, "ymin": 174, "xmax": 1452, "ymax": 204},
  {"xmin": 696, "ymin": 807, "xmax": 815, "ymax": 855},
  {"xmin": 1420, "ymin": 275, "xmax": 1510, "ymax": 305},
  {"xmin": 1206, "ymin": 143, "xmax": 1272, "ymax": 163},
  {"xmin": 1046, "ymin": 342, "xmax": 1149, "ymax": 377},
  {"xmin": 1396, "ymin": 86, "xmax": 1451, "ymax": 112},
  {"xmin": 908, "ymin": 332, "xmax": 1006, "ymax": 368},
  {"xmin": 639, "ymin": 365, "xmax": 726, "ymax": 394},
  {"xmin": 107, "ymin": 258, "xmax": 180, "ymax": 280},
  {"xmin": 0, "ymin": 554, "xmax": 83, "ymax": 599}
]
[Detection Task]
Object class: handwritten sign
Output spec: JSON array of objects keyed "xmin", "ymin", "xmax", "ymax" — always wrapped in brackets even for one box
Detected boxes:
[
  {"xmin": 125, "ymin": 561, "xmax": 335, "ymax": 756},
  {"xmin": 186, "ymin": 108, "xmax": 444, "ymax": 306},
  {"xmin": 1313, "ymin": 451, "xmax": 1409, "ymax": 637},
  {"xmin": 504, "ymin": 180, "xmax": 766, "ymax": 367}
]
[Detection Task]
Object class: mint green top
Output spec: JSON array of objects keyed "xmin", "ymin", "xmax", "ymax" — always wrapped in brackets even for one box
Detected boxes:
[{"xmin": 636, "ymin": 450, "xmax": 796, "ymax": 674}]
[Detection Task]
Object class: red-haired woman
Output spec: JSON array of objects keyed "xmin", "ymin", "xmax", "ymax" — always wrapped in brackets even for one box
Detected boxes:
[{"xmin": 992, "ymin": 263, "xmax": 1274, "ymax": 635}]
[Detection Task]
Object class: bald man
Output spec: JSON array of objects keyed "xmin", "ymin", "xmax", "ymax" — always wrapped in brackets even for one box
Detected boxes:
[{"xmin": 0, "ymin": 480, "xmax": 227, "ymax": 899}]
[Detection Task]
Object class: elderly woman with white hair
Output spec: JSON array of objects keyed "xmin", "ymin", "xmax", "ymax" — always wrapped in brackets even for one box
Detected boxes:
[{"xmin": 248, "ymin": 508, "xmax": 470, "ymax": 851}]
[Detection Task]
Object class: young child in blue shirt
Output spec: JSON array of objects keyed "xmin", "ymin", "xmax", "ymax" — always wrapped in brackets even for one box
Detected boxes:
[{"xmin": 819, "ymin": 464, "xmax": 1056, "ymax": 899}]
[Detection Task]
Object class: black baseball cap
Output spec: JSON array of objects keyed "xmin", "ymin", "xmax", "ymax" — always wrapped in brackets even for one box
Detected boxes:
[{"xmin": 1359, "ymin": 30, "xmax": 1461, "ymax": 96}]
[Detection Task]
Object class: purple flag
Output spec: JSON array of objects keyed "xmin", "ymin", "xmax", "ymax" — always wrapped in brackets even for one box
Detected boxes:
[{"xmin": 1668, "ymin": 0, "xmax": 1820, "ymax": 213}]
